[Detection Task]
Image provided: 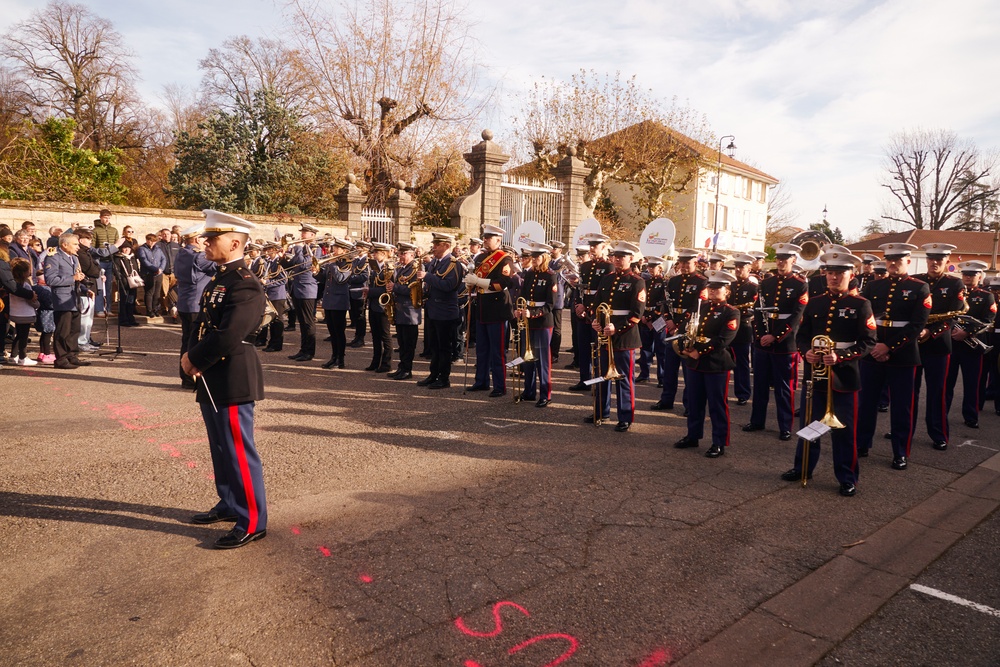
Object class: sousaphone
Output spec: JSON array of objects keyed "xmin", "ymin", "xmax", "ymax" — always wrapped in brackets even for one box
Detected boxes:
[{"xmin": 788, "ymin": 230, "xmax": 832, "ymax": 272}]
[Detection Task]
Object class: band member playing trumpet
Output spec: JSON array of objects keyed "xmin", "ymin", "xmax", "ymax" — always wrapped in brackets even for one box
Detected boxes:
[
  {"xmin": 913, "ymin": 242, "xmax": 966, "ymax": 451},
  {"xmin": 743, "ymin": 242, "xmax": 808, "ymax": 441},
  {"xmin": 465, "ymin": 224, "xmax": 514, "ymax": 397},
  {"xmin": 548, "ymin": 240, "xmax": 567, "ymax": 363},
  {"xmin": 258, "ymin": 242, "xmax": 286, "ymax": 352},
  {"xmin": 651, "ymin": 247, "xmax": 706, "ymax": 411},
  {"xmin": 385, "ymin": 242, "xmax": 421, "ymax": 380},
  {"xmin": 782, "ymin": 252, "xmax": 876, "ymax": 495},
  {"xmin": 636, "ymin": 257, "xmax": 665, "ymax": 384},
  {"xmin": 946, "ymin": 260, "xmax": 995, "ymax": 428},
  {"xmin": 673, "ymin": 270, "xmax": 740, "ymax": 456},
  {"xmin": 319, "ymin": 238, "xmax": 355, "ymax": 369},
  {"xmin": 587, "ymin": 241, "xmax": 645, "ymax": 432},
  {"xmin": 418, "ymin": 233, "xmax": 466, "ymax": 389},
  {"xmin": 282, "ymin": 222, "xmax": 321, "ymax": 362},
  {"xmin": 514, "ymin": 241, "xmax": 557, "ymax": 407},
  {"xmin": 857, "ymin": 243, "xmax": 930, "ymax": 469}
]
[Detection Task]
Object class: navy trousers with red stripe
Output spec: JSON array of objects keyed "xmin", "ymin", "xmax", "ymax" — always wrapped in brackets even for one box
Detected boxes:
[
  {"xmin": 794, "ymin": 385, "xmax": 859, "ymax": 485},
  {"xmin": 913, "ymin": 354, "xmax": 950, "ymax": 444},
  {"xmin": 686, "ymin": 370, "xmax": 730, "ymax": 447},
  {"xmin": 946, "ymin": 344, "xmax": 983, "ymax": 424},
  {"xmin": 201, "ymin": 402, "xmax": 267, "ymax": 534},
  {"xmin": 858, "ymin": 361, "xmax": 916, "ymax": 459},
  {"xmin": 474, "ymin": 321, "xmax": 507, "ymax": 391},
  {"xmin": 523, "ymin": 327, "xmax": 553, "ymax": 400},
  {"xmin": 749, "ymin": 349, "xmax": 795, "ymax": 433}
]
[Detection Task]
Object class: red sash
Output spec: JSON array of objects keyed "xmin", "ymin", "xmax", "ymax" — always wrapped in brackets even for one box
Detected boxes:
[{"xmin": 475, "ymin": 249, "xmax": 506, "ymax": 279}]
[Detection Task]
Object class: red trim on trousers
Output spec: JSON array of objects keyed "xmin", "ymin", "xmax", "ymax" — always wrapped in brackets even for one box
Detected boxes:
[{"xmin": 229, "ymin": 405, "xmax": 258, "ymax": 534}]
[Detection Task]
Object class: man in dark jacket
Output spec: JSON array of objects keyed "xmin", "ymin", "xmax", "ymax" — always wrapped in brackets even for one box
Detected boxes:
[{"xmin": 181, "ymin": 210, "xmax": 267, "ymax": 550}]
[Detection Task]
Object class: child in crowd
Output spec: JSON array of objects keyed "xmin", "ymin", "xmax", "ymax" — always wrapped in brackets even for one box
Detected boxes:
[{"xmin": 8, "ymin": 258, "xmax": 39, "ymax": 365}]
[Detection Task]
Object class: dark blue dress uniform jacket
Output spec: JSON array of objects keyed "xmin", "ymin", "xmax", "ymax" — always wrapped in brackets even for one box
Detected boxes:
[
  {"xmin": 594, "ymin": 270, "xmax": 646, "ymax": 350},
  {"xmin": 187, "ymin": 259, "xmax": 266, "ymax": 406},
  {"xmin": 754, "ymin": 273, "xmax": 808, "ymax": 354},
  {"xmin": 392, "ymin": 261, "xmax": 422, "ymax": 326},
  {"xmin": 425, "ymin": 256, "xmax": 466, "ymax": 320},
  {"xmin": 795, "ymin": 292, "xmax": 876, "ymax": 391},
  {"xmin": 665, "ymin": 272, "xmax": 708, "ymax": 329},
  {"xmin": 686, "ymin": 301, "xmax": 740, "ymax": 373},
  {"xmin": 861, "ymin": 275, "xmax": 931, "ymax": 366},
  {"xmin": 518, "ymin": 268, "xmax": 556, "ymax": 329},
  {"xmin": 913, "ymin": 273, "xmax": 965, "ymax": 356}
]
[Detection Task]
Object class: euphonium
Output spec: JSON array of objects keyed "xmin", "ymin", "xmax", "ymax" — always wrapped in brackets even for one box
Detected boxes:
[
  {"xmin": 596, "ymin": 302, "xmax": 624, "ymax": 381},
  {"xmin": 811, "ymin": 335, "xmax": 845, "ymax": 429},
  {"xmin": 516, "ymin": 297, "xmax": 535, "ymax": 362}
]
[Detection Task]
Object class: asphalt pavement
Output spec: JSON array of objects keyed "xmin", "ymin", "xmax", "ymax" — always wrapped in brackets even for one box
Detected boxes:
[{"xmin": 1, "ymin": 316, "xmax": 998, "ymax": 666}]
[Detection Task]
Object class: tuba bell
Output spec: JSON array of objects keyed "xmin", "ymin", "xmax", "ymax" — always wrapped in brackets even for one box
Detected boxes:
[{"xmin": 789, "ymin": 230, "xmax": 831, "ymax": 273}]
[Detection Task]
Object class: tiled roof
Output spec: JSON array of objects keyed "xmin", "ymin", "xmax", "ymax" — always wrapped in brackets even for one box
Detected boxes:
[{"xmin": 849, "ymin": 230, "xmax": 999, "ymax": 255}]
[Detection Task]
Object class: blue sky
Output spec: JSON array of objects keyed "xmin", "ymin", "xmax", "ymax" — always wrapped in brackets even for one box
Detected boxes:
[{"xmin": 3, "ymin": 0, "xmax": 999, "ymax": 238}]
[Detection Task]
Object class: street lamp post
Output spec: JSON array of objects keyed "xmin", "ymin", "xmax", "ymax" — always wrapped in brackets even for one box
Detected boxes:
[{"xmin": 711, "ymin": 135, "xmax": 737, "ymax": 252}]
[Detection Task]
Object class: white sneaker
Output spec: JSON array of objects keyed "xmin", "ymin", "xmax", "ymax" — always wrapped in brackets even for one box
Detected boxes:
[
  {"xmin": 78, "ymin": 344, "xmax": 98, "ymax": 353},
  {"xmin": 18, "ymin": 357, "xmax": 38, "ymax": 366}
]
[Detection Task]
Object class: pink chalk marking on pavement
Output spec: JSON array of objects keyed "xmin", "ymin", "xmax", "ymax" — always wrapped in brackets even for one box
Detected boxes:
[
  {"xmin": 186, "ymin": 461, "xmax": 197, "ymax": 468},
  {"xmin": 80, "ymin": 400, "xmax": 88, "ymax": 405},
  {"xmin": 359, "ymin": 573, "xmax": 373, "ymax": 583},
  {"xmin": 637, "ymin": 648, "xmax": 672, "ymax": 666},
  {"xmin": 455, "ymin": 601, "xmax": 530, "ymax": 638},
  {"xmin": 464, "ymin": 662, "xmax": 483, "ymax": 667},
  {"xmin": 507, "ymin": 633, "xmax": 579, "ymax": 667},
  {"xmin": 317, "ymin": 546, "xmax": 331, "ymax": 557},
  {"xmin": 290, "ymin": 526, "xmax": 301, "ymax": 535}
]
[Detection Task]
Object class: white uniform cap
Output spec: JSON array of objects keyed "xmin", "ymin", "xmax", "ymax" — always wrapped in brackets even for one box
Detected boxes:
[
  {"xmin": 201, "ymin": 210, "xmax": 256, "ymax": 237},
  {"xmin": 958, "ymin": 260, "xmax": 988, "ymax": 273},
  {"xmin": 481, "ymin": 224, "xmax": 505, "ymax": 238}
]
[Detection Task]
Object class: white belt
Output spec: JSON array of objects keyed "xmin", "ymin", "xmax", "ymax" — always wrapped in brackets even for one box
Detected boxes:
[
  {"xmin": 767, "ymin": 313, "xmax": 792, "ymax": 320},
  {"xmin": 529, "ymin": 301, "xmax": 547, "ymax": 307},
  {"xmin": 994, "ymin": 328, "xmax": 1000, "ymax": 333},
  {"xmin": 834, "ymin": 342, "xmax": 854, "ymax": 350},
  {"xmin": 584, "ymin": 290, "xmax": 598, "ymax": 295},
  {"xmin": 611, "ymin": 309, "xmax": 630, "ymax": 316},
  {"xmin": 878, "ymin": 320, "xmax": 908, "ymax": 328}
]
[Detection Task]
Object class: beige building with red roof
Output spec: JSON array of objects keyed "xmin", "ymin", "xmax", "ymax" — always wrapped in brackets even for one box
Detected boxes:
[{"xmin": 848, "ymin": 229, "xmax": 1000, "ymax": 274}]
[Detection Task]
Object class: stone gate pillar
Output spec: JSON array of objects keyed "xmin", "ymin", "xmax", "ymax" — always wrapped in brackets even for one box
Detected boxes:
[
  {"xmin": 553, "ymin": 146, "xmax": 593, "ymax": 247},
  {"xmin": 449, "ymin": 130, "xmax": 510, "ymax": 239},
  {"xmin": 388, "ymin": 180, "xmax": 415, "ymax": 244},
  {"xmin": 335, "ymin": 173, "xmax": 365, "ymax": 240}
]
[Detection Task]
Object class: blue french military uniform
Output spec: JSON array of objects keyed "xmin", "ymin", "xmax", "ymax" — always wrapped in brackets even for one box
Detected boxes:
[
  {"xmin": 187, "ymin": 253, "xmax": 267, "ymax": 544},
  {"xmin": 175, "ymin": 238, "xmax": 218, "ymax": 386},
  {"xmin": 793, "ymin": 289, "xmax": 876, "ymax": 489},
  {"xmin": 348, "ymin": 253, "xmax": 370, "ymax": 345},
  {"xmin": 319, "ymin": 250, "xmax": 352, "ymax": 368},
  {"xmin": 590, "ymin": 256, "xmax": 645, "ymax": 430},
  {"xmin": 857, "ymin": 249, "xmax": 930, "ymax": 468},
  {"xmin": 421, "ymin": 246, "xmax": 466, "ymax": 387},
  {"xmin": 518, "ymin": 264, "xmax": 556, "ymax": 404},
  {"xmin": 281, "ymin": 241, "xmax": 322, "ymax": 359},
  {"xmin": 390, "ymin": 256, "xmax": 422, "ymax": 378}
]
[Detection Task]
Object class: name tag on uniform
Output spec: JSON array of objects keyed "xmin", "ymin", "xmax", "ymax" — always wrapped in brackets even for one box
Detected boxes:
[{"xmin": 652, "ymin": 316, "xmax": 667, "ymax": 332}]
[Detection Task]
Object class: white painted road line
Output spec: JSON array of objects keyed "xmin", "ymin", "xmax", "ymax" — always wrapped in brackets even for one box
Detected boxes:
[
  {"xmin": 910, "ymin": 584, "xmax": 1000, "ymax": 619},
  {"xmin": 956, "ymin": 440, "xmax": 999, "ymax": 451}
]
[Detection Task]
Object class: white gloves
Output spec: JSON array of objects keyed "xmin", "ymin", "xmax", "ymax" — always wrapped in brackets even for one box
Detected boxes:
[{"xmin": 464, "ymin": 274, "xmax": 490, "ymax": 289}]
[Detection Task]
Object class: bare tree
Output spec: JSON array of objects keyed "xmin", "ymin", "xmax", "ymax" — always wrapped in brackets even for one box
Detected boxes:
[
  {"xmin": 513, "ymin": 70, "xmax": 714, "ymax": 219},
  {"xmin": 881, "ymin": 128, "xmax": 999, "ymax": 230},
  {"xmin": 282, "ymin": 0, "xmax": 488, "ymax": 208},
  {"xmin": 199, "ymin": 36, "xmax": 310, "ymax": 111},
  {"xmin": 1, "ymin": 1, "xmax": 145, "ymax": 151}
]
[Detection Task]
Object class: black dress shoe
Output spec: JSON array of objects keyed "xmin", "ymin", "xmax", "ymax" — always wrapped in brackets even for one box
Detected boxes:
[
  {"xmin": 779, "ymin": 431, "xmax": 792, "ymax": 441},
  {"xmin": 877, "ymin": 405, "xmax": 889, "ymax": 413},
  {"xmin": 635, "ymin": 375, "xmax": 649, "ymax": 383},
  {"xmin": 191, "ymin": 509, "xmax": 238, "ymax": 524},
  {"xmin": 284, "ymin": 325, "xmax": 296, "ymax": 332},
  {"xmin": 88, "ymin": 339, "xmax": 103, "ymax": 347},
  {"xmin": 376, "ymin": 365, "xmax": 392, "ymax": 373},
  {"xmin": 262, "ymin": 346, "xmax": 281, "ymax": 352},
  {"xmin": 584, "ymin": 415, "xmax": 610, "ymax": 424},
  {"xmin": 364, "ymin": 363, "xmax": 379, "ymax": 371},
  {"xmin": 932, "ymin": 440, "xmax": 948, "ymax": 451},
  {"xmin": 673, "ymin": 436, "xmax": 699, "ymax": 448},
  {"xmin": 568, "ymin": 382, "xmax": 588, "ymax": 391},
  {"xmin": 349, "ymin": 339, "xmax": 365, "ymax": 348},
  {"xmin": 858, "ymin": 449, "xmax": 869, "ymax": 457},
  {"xmin": 69, "ymin": 358, "xmax": 92, "ymax": 366},
  {"xmin": 780, "ymin": 469, "xmax": 811, "ymax": 481},
  {"xmin": 452, "ymin": 355, "xmax": 464, "ymax": 363},
  {"xmin": 736, "ymin": 398, "xmax": 749, "ymax": 406},
  {"xmin": 288, "ymin": 353, "xmax": 305, "ymax": 360},
  {"xmin": 393, "ymin": 371, "xmax": 412, "ymax": 380},
  {"xmin": 489, "ymin": 389, "xmax": 506, "ymax": 398},
  {"xmin": 54, "ymin": 361, "xmax": 79, "ymax": 369},
  {"xmin": 650, "ymin": 401, "xmax": 673, "ymax": 410},
  {"xmin": 964, "ymin": 420, "xmax": 979, "ymax": 429},
  {"xmin": 839, "ymin": 482, "xmax": 857, "ymax": 497},
  {"xmin": 565, "ymin": 363, "xmax": 579, "ymax": 370},
  {"xmin": 428, "ymin": 380, "xmax": 451, "ymax": 389},
  {"xmin": 705, "ymin": 444, "xmax": 724, "ymax": 458},
  {"xmin": 321, "ymin": 358, "xmax": 337, "ymax": 369},
  {"xmin": 416, "ymin": 376, "xmax": 437, "ymax": 386},
  {"xmin": 214, "ymin": 527, "xmax": 267, "ymax": 550},
  {"xmin": 614, "ymin": 421, "xmax": 631, "ymax": 432},
  {"xmin": 891, "ymin": 456, "xmax": 908, "ymax": 470},
  {"xmin": 535, "ymin": 398, "xmax": 550, "ymax": 408},
  {"xmin": 467, "ymin": 384, "xmax": 489, "ymax": 391},
  {"xmin": 884, "ymin": 432, "xmax": 892, "ymax": 439},
  {"xmin": 742, "ymin": 423, "xmax": 764, "ymax": 432},
  {"xmin": 323, "ymin": 336, "xmax": 332, "ymax": 342},
  {"xmin": 519, "ymin": 392, "xmax": 537, "ymax": 402},
  {"xmin": 418, "ymin": 352, "xmax": 432, "ymax": 358}
]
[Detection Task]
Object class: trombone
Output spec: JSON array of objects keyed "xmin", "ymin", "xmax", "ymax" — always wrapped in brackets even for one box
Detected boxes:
[
  {"xmin": 596, "ymin": 303, "xmax": 623, "ymax": 381},
  {"xmin": 811, "ymin": 335, "xmax": 846, "ymax": 430},
  {"xmin": 515, "ymin": 297, "xmax": 536, "ymax": 364}
]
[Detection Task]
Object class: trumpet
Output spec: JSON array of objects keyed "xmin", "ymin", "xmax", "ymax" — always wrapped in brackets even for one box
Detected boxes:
[{"xmin": 810, "ymin": 335, "xmax": 845, "ymax": 430}]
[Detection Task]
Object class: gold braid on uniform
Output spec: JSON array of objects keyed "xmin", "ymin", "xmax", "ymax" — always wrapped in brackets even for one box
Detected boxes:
[
  {"xmin": 435, "ymin": 257, "xmax": 457, "ymax": 278},
  {"xmin": 397, "ymin": 260, "xmax": 419, "ymax": 285}
]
